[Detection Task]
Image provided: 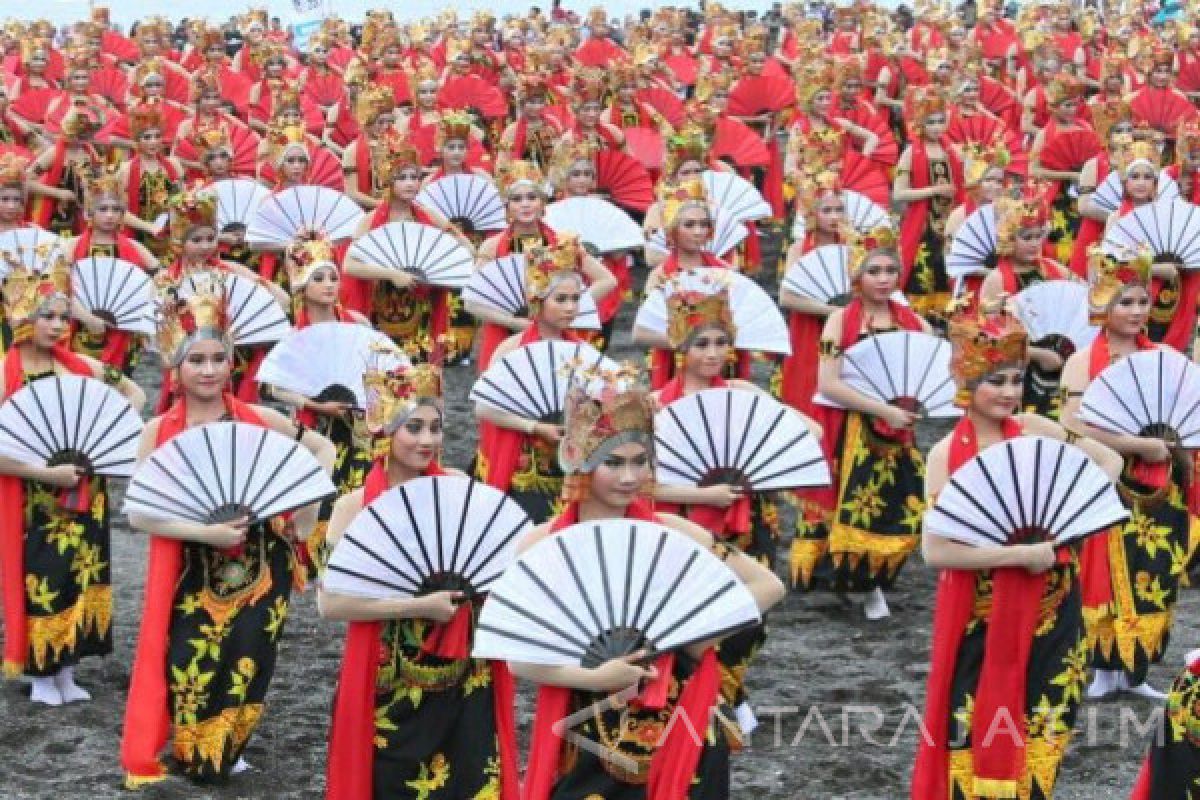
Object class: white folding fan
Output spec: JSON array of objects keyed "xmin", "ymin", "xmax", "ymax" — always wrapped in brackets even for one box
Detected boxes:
[
  {"xmin": 815, "ymin": 331, "xmax": 960, "ymax": 417},
  {"xmin": 1079, "ymin": 347, "xmax": 1200, "ymax": 447},
  {"xmin": 470, "ymin": 339, "xmax": 617, "ymax": 421},
  {"xmin": 472, "ymin": 518, "xmax": 762, "ymax": 666},
  {"xmin": 646, "ymin": 207, "xmax": 749, "ymax": 257},
  {"xmin": 72, "ymin": 257, "xmax": 157, "ymax": 336},
  {"xmin": 463, "ymin": 254, "xmax": 602, "ymax": 331},
  {"xmin": 1012, "ymin": 280, "xmax": 1099, "ymax": 355},
  {"xmin": 1103, "ymin": 199, "xmax": 1200, "ymax": 270},
  {"xmin": 702, "ymin": 170, "xmax": 772, "ymax": 225},
  {"xmin": 544, "ymin": 197, "xmax": 645, "ymax": 254},
  {"xmin": 212, "ymin": 178, "xmax": 272, "ymax": 232},
  {"xmin": 791, "ymin": 190, "xmax": 891, "ymax": 242},
  {"xmin": 245, "ymin": 185, "xmax": 364, "ymax": 247},
  {"xmin": 634, "ymin": 268, "xmax": 791, "ymax": 355},
  {"xmin": 946, "ymin": 204, "xmax": 997, "ymax": 279},
  {"xmin": 416, "ymin": 174, "xmax": 506, "ymax": 234},
  {"xmin": 925, "ymin": 435, "xmax": 1128, "ymax": 547},
  {"xmin": 177, "ymin": 271, "xmax": 292, "ymax": 345},
  {"xmin": 257, "ymin": 322, "xmax": 406, "ymax": 408},
  {"xmin": 122, "ymin": 421, "xmax": 336, "ymax": 524},
  {"xmin": 0, "ymin": 375, "xmax": 143, "ymax": 478},
  {"xmin": 1091, "ymin": 171, "xmax": 1180, "ymax": 215},
  {"xmin": 655, "ymin": 388, "xmax": 830, "ymax": 491},
  {"xmin": 0, "ymin": 227, "xmax": 63, "ymax": 279},
  {"xmin": 323, "ymin": 475, "xmax": 531, "ymax": 599},
  {"xmin": 782, "ymin": 244, "xmax": 853, "ymax": 304},
  {"xmin": 346, "ymin": 221, "xmax": 474, "ymax": 289}
]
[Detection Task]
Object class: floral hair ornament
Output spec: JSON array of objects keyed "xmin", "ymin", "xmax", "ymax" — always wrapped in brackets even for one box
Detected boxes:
[
  {"xmin": 1086, "ymin": 243, "xmax": 1154, "ymax": 324},
  {"xmin": 558, "ymin": 360, "xmax": 656, "ymax": 476},
  {"xmin": 663, "ymin": 269, "xmax": 737, "ymax": 349},
  {"xmin": 154, "ymin": 271, "xmax": 231, "ymax": 367},
  {"xmin": 947, "ymin": 307, "xmax": 1030, "ymax": 407}
]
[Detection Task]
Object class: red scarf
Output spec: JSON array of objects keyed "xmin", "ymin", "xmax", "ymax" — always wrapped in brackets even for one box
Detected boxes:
[
  {"xmin": 1070, "ymin": 152, "xmax": 1111, "ymax": 278},
  {"xmin": 912, "ymin": 414, "xmax": 1046, "ymax": 800},
  {"xmin": 508, "ymin": 115, "xmax": 560, "ymax": 163},
  {"xmin": 28, "ymin": 140, "xmax": 68, "ymax": 228},
  {"xmin": 649, "ymin": 250, "xmax": 738, "ymax": 389},
  {"xmin": 126, "ymin": 154, "xmax": 180, "ymax": 217},
  {"xmin": 780, "ymin": 232, "xmax": 837, "ymax": 416},
  {"xmin": 655, "ymin": 375, "xmax": 751, "ymax": 536},
  {"xmin": 523, "ymin": 498, "xmax": 723, "ymax": 800},
  {"xmin": 898, "ymin": 138, "xmax": 964, "ymax": 287},
  {"xmin": 479, "ymin": 224, "xmax": 559, "ymax": 372},
  {"xmin": 71, "ymin": 230, "xmax": 148, "ymax": 368},
  {"xmin": 325, "ymin": 460, "xmax": 519, "ymax": 800},
  {"xmin": 1142, "ymin": 175, "xmax": 1200, "ymax": 351},
  {"xmin": 0, "ymin": 345, "xmax": 94, "ymax": 675},
  {"xmin": 120, "ymin": 394, "xmax": 265, "ymax": 781},
  {"xmin": 996, "ymin": 256, "xmax": 1065, "ymax": 294}
]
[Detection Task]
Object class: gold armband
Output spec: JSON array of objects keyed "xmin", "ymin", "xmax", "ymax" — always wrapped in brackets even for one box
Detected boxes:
[
  {"xmin": 102, "ymin": 365, "xmax": 123, "ymax": 386},
  {"xmin": 818, "ymin": 339, "xmax": 842, "ymax": 359}
]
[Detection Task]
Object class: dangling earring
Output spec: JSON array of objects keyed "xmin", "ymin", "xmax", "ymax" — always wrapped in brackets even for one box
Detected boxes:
[{"xmin": 674, "ymin": 350, "xmax": 686, "ymax": 371}]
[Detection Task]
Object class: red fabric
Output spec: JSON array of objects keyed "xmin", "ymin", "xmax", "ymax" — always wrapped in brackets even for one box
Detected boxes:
[
  {"xmin": 780, "ymin": 231, "xmax": 835, "ymax": 416},
  {"xmin": 911, "ymin": 414, "xmax": 1024, "ymax": 799},
  {"xmin": 28, "ymin": 139, "xmax": 66, "ymax": 228},
  {"xmin": 1071, "ymin": 153, "xmax": 1110, "ymax": 278},
  {"xmin": 899, "ymin": 139, "xmax": 963, "ymax": 286},
  {"xmin": 120, "ymin": 394, "xmax": 264, "ymax": 779},
  {"xmin": 997, "ymin": 257, "xmax": 1065, "ymax": 294},
  {"xmin": 70, "ymin": 230, "xmax": 147, "ymax": 368},
  {"xmin": 0, "ymin": 346, "xmax": 93, "ymax": 673}
]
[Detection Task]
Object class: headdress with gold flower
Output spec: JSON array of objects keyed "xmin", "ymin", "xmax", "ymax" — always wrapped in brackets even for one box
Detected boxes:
[
  {"xmin": 694, "ymin": 69, "xmax": 733, "ymax": 103},
  {"xmin": 795, "ymin": 60, "xmax": 837, "ymax": 108},
  {"xmin": 1091, "ymin": 96, "xmax": 1133, "ymax": 142},
  {"xmin": 1044, "ymin": 75, "xmax": 1085, "ymax": 106},
  {"xmin": 994, "ymin": 184, "xmax": 1050, "ymax": 255},
  {"xmin": 154, "ymin": 271, "xmax": 231, "ymax": 366},
  {"xmin": 189, "ymin": 120, "xmax": 233, "ymax": 162},
  {"xmin": 0, "ymin": 152, "xmax": 28, "ymax": 189},
  {"xmin": 525, "ymin": 235, "xmax": 584, "ymax": 307},
  {"xmin": 496, "ymin": 159, "xmax": 546, "ymax": 198},
  {"xmin": 660, "ymin": 178, "xmax": 711, "ymax": 231},
  {"xmin": 574, "ymin": 67, "xmax": 610, "ymax": 105},
  {"xmin": 664, "ymin": 271, "xmax": 737, "ymax": 349},
  {"xmin": 845, "ymin": 225, "xmax": 898, "ymax": 281},
  {"xmin": 60, "ymin": 105, "xmax": 105, "ymax": 140},
  {"xmin": 286, "ymin": 236, "xmax": 336, "ymax": 290},
  {"xmin": 548, "ymin": 139, "xmax": 598, "ymax": 192},
  {"xmin": 167, "ymin": 184, "xmax": 218, "ymax": 244},
  {"xmin": 947, "ymin": 309, "xmax": 1030, "ymax": 406},
  {"xmin": 375, "ymin": 132, "xmax": 423, "ymax": 192},
  {"xmin": 1087, "ymin": 244, "xmax": 1154, "ymax": 323},
  {"xmin": 0, "ymin": 250, "xmax": 70, "ymax": 341},
  {"xmin": 437, "ymin": 111, "xmax": 475, "ymax": 148},
  {"xmin": 266, "ymin": 123, "xmax": 309, "ymax": 167},
  {"xmin": 363, "ymin": 346, "xmax": 443, "ymax": 438},
  {"xmin": 664, "ymin": 127, "xmax": 709, "ymax": 180},
  {"xmin": 792, "ymin": 168, "xmax": 843, "ymax": 226},
  {"xmin": 128, "ymin": 101, "xmax": 164, "ymax": 138},
  {"xmin": 83, "ymin": 169, "xmax": 124, "ymax": 211},
  {"xmin": 961, "ymin": 139, "xmax": 1012, "ymax": 188},
  {"xmin": 1112, "ymin": 134, "xmax": 1161, "ymax": 177},
  {"xmin": 559, "ymin": 361, "xmax": 655, "ymax": 475},
  {"xmin": 353, "ymin": 84, "xmax": 395, "ymax": 126},
  {"xmin": 904, "ymin": 86, "xmax": 948, "ymax": 136}
]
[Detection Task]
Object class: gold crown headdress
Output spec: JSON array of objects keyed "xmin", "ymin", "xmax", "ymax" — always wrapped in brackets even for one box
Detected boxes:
[
  {"xmin": 1113, "ymin": 134, "xmax": 1161, "ymax": 176},
  {"xmin": 64, "ymin": 44, "xmax": 93, "ymax": 73},
  {"xmin": 128, "ymin": 101, "xmax": 164, "ymax": 138},
  {"xmin": 0, "ymin": 153, "xmax": 29, "ymax": 188},
  {"xmin": 525, "ymin": 234, "xmax": 583, "ymax": 306},
  {"xmin": 845, "ymin": 225, "xmax": 898, "ymax": 280},
  {"xmin": 1091, "ymin": 97, "xmax": 1133, "ymax": 142},
  {"xmin": 376, "ymin": 133, "xmax": 423, "ymax": 189},
  {"xmin": 961, "ymin": 139, "xmax": 1012, "ymax": 187},
  {"xmin": 904, "ymin": 86, "xmax": 949, "ymax": 135},
  {"xmin": 155, "ymin": 271, "xmax": 231, "ymax": 366},
  {"xmin": 60, "ymin": 105, "xmax": 105, "ymax": 140},
  {"xmin": 130, "ymin": 57, "xmax": 167, "ymax": 93},
  {"xmin": 167, "ymin": 184, "xmax": 218, "ymax": 243},
  {"xmin": 1087, "ymin": 244, "xmax": 1154, "ymax": 323},
  {"xmin": 286, "ymin": 237, "xmax": 337, "ymax": 289},
  {"xmin": 1044, "ymin": 75, "xmax": 1085, "ymax": 106},
  {"xmin": 795, "ymin": 60, "xmax": 837, "ymax": 107},
  {"xmin": 240, "ymin": 9, "xmax": 268, "ymax": 33},
  {"xmin": 559, "ymin": 361, "xmax": 655, "ymax": 476},
  {"xmin": 694, "ymin": 69, "xmax": 733, "ymax": 103},
  {"xmin": 353, "ymin": 84, "xmax": 395, "ymax": 126},
  {"xmin": 664, "ymin": 127, "xmax": 709, "ymax": 180},
  {"xmin": 548, "ymin": 139, "xmax": 598, "ymax": 191},
  {"xmin": 793, "ymin": 169, "xmax": 844, "ymax": 226},
  {"xmin": 994, "ymin": 184, "xmax": 1050, "ymax": 255},
  {"xmin": 947, "ymin": 309, "xmax": 1030, "ymax": 407},
  {"xmin": 197, "ymin": 26, "xmax": 226, "ymax": 53},
  {"xmin": 664, "ymin": 271, "xmax": 737, "ymax": 349},
  {"xmin": 189, "ymin": 120, "xmax": 232, "ymax": 161},
  {"xmin": 0, "ymin": 250, "xmax": 70, "ymax": 339},
  {"xmin": 660, "ymin": 177, "xmax": 710, "ymax": 230},
  {"xmin": 574, "ymin": 67, "xmax": 610, "ymax": 105},
  {"xmin": 436, "ymin": 111, "xmax": 475, "ymax": 147},
  {"xmin": 363, "ymin": 345, "xmax": 442, "ymax": 438},
  {"xmin": 496, "ymin": 159, "xmax": 545, "ymax": 198},
  {"xmin": 83, "ymin": 169, "xmax": 124, "ymax": 210},
  {"xmin": 266, "ymin": 123, "xmax": 309, "ymax": 167}
]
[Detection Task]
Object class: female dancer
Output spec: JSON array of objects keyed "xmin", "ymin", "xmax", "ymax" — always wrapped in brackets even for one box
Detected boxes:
[
  {"xmin": 472, "ymin": 236, "xmax": 615, "ymax": 522},
  {"xmin": 320, "ymin": 358, "xmax": 518, "ymax": 800},
  {"xmin": 1061, "ymin": 247, "xmax": 1192, "ymax": 701},
  {"xmin": 120, "ymin": 276, "xmax": 335, "ymax": 786},
  {"xmin": 0, "ymin": 259, "xmax": 145, "ymax": 705},
  {"xmin": 913, "ymin": 309, "xmax": 1120, "ymax": 800},
  {"xmin": 790, "ymin": 236, "xmax": 930, "ymax": 620},
  {"xmin": 517, "ymin": 364, "xmax": 785, "ymax": 799},
  {"xmin": 1128, "ymin": 648, "xmax": 1200, "ymax": 798}
]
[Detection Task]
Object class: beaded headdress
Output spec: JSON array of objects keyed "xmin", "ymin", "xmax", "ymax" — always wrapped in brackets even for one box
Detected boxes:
[
  {"xmin": 947, "ymin": 309, "xmax": 1029, "ymax": 407},
  {"xmin": 660, "ymin": 178, "xmax": 710, "ymax": 231},
  {"xmin": 353, "ymin": 84, "xmax": 395, "ymax": 126},
  {"xmin": 559, "ymin": 361, "xmax": 656, "ymax": 475},
  {"xmin": 0, "ymin": 250, "xmax": 71, "ymax": 341},
  {"xmin": 1087, "ymin": 244, "xmax": 1154, "ymax": 324},
  {"xmin": 286, "ymin": 237, "xmax": 337, "ymax": 289},
  {"xmin": 664, "ymin": 270, "xmax": 737, "ymax": 349},
  {"xmin": 525, "ymin": 235, "xmax": 583, "ymax": 307},
  {"xmin": 167, "ymin": 184, "xmax": 218, "ymax": 243},
  {"xmin": 154, "ymin": 271, "xmax": 231, "ymax": 366},
  {"xmin": 363, "ymin": 345, "xmax": 442, "ymax": 437}
]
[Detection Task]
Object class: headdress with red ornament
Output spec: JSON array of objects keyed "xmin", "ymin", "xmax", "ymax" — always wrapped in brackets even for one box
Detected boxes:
[
  {"xmin": 0, "ymin": 247, "xmax": 70, "ymax": 344},
  {"xmin": 1087, "ymin": 244, "xmax": 1154, "ymax": 324},
  {"xmin": 167, "ymin": 183, "xmax": 218, "ymax": 245},
  {"xmin": 154, "ymin": 270, "xmax": 231, "ymax": 366},
  {"xmin": 363, "ymin": 344, "xmax": 442, "ymax": 439},
  {"xmin": 525, "ymin": 234, "xmax": 585, "ymax": 309},
  {"xmin": 947, "ymin": 307, "xmax": 1030, "ymax": 407},
  {"xmin": 994, "ymin": 183, "xmax": 1050, "ymax": 255},
  {"xmin": 663, "ymin": 270, "xmax": 737, "ymax": 349},
  {"xmin": 559, "ymin": 361, "xmax": 655, "ymax": 476}
]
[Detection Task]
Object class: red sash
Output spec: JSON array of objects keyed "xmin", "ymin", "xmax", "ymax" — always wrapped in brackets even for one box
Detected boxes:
[
  {"xmin": 0, "ymin": 345, "xmax": 94, "ymax": 674},
  {"xmin": 898, "ymin": 139, "xmax": 964, "ymax": 287},
  {"xmin": 1070, "ymin": 153, "xmax": 1110, "ymax": 278},
  {"xmin": 120, "ymin": 394, "xmax": 265, "ymax": 780}
]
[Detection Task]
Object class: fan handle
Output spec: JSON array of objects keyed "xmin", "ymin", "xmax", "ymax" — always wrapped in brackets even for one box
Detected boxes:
[
  {"xmin": 92, "ymin": 310, "xmax": 118, "ymax": 327},
  {"xmin": 47, "ymin": 449, "xmax": 95, "ymax": 475},
  {"xmin": 1140, "ymin": 423, "xmax": 1181, "ymax": 447},
  {"xmin": 206, "ymin": 503, "xmax": 255, "ymax": 524},
  {"xmin": 580, "ymin": 627, "xmax": 650, "ymax": 668},
  {"xmin": 870, "ymin": 396, "xmax": 919, "ymax": 446},
  {"xmin": 1008, "ymin": 526, "xmax": 1053, "ymax": 545},
  {"xmin": 417, "ymin": 571, "xmax": 476, "ymax": 599},
  {"xmin": 451, "ymin": 216, "xmax": 476, "ymax": 236},
  {"xmin": 1035, "ymin": 334, "xmax": 1075, "ymax": 363},
  {"xmin": 698, "ymin": 467, "xmax": 750, "ymax": 490}
]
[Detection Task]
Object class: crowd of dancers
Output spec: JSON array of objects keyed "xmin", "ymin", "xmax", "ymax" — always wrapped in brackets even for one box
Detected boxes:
[{"xmin": 3, "ymin": 1, "xmax": 1200, "ymax": 798}]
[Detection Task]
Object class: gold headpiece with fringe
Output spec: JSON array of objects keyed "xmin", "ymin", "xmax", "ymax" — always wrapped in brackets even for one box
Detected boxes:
[
  {"xmin": 961, "ymin": 139, "xmax": 1012, "ymax": 187},
  {"xmin": 559, "ymin": 361, "xmax": 655, "ymax": 475},
  {"xmin": 154, "ymin": 271, "xmax": 231, "ymax": 365},
  {"xmin": 660, "ymin": 178, "xmax": 710, "ymax": 230},
  {"xmin": 0, "ymin": 250, "xmax": 70, "ymax": 339},
  {"xmin": 266, "ymin": 123, "xmax": 309, "ymax": 167},
  {"xmin": 376, "ymin": 133, "xmax": 423, "ymax": 188},
  {"xmin": 286, "ymin": 237, "xmax": 337, "ymax": 289},
  {"xmin": 846, "ymin": 225, "xmax": 898, "ymax": 280},
  {"xmin": 496, "ymin": 159, "xmax": 545, "ymax": 197},
  {"xmin": 1087, "ymin": 244, "xmax": 1154, "ymax": 323},
  {"xmin": 549, "ymin": 139, "xmax": 598, "ymax": 190},
  {"xmin": 168, "ymin": 184, "xmax": 218, "ymax": 243},
  {"xmin": 994, "ymin": 184, "xmax": 1050, "ymax": 255},
  {"xmin": 363, "ymin": 345, "xmax": 442, "ymax": 437},
  {"xmin": 84, "ymin": 169, "xmax": 124, "ymax": 210},
  {"xmin": 0, "ymin": 153, "xmax": 29, "ymax": 188},
  {"xmin": 664, "ymin": 271, "xmax": 737, "ymax": 349},
  {"xmin": 664, "ymin": 127, "xmax": 709, "ymax": 179},
  {"xmin": 354, "ymin": 84, "xmax": 395, "ymax": 126},
  {"xmin": 438, "ymin": 111, "xmax": 475, "ymax": 144},
  {"xmin": 1113, "ymin": 134, "xmax": 1161, "ymax": 176},
  {"xmin": 525, "ymin": 235, "xmax": 583, "ymax": 306},
  {"xmin": 948, "ymin": 308, "xmax": 1030, "ymax": 407}
]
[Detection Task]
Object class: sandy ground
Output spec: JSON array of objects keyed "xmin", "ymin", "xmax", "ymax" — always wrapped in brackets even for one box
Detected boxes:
[{"xmin": 0, "ymin": 229, "xmax": 1192, "ymax": 799}]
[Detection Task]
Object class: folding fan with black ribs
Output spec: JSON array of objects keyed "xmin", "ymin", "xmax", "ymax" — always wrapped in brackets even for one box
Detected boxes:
[
  {"xmin": 1079, "ymin": 347, "xmax": 1200, "ymax": 447},
  {"xmin": 122, "ymin": 421, "xmax": 336, "ymax": 524},
  {"xmin": 816, "ymin": 331, "xmax": 960, "ymax": 418},
  {"xmin": 646, "ymin": 208, "xmax": 749, "ymax": 258},
  {"xmin": 470, "ymin": 339, "xmax": 617, "ymax": 422},
  {"xmin": 1102, "ymin": 199, "xmax": 1200, "ymax": 270},
  {"xmin": 710, "ymin": 118, "xmax": 770, "ymax": 168},
  {"xmin": 703, "ymin": 171, "xmax": 772, "ymax": 225},
  {"xmin": 416, "ymin": 174, "xmax": 507, "ymax": 235},
  {"xmin": 624, "ymin": 127, "xmax": 667, "ymax": 171},
  {"xmin": 245, "ymin": 185, "xmax": 364, "ymax": 247},
  {"xmin": 213, "ymin": 178, "xmax": 272, "ymax": 234},
  {"xmin": 1091, "ymin": 171, "xmax": 1179, "ymax": 215},
  {"xmin": 438, "ymin": 75, "xmax": 509, "ymax": 120},
  {"xmin": 323, "ymin": 475, "xmax": 531, "ymax": 600},
  {"xmin": 346, "ymin": 222, "xmax": 474, "ymax": 289},
  {"xmin": 1012, "ymin": 280, "xmax": 1099, "ymax": 361},
  {"xmin": 655, "ymin": 388, "xmax": 830, "ymax": 491},
  {"xmin": 594, "ymin": 149, "xmax": 655, "ymax": 213},
  {"xmin": 726, "ymin": 74, "xmax": 796, "ymax": 116},
  {"xmin": 463, "ymin": 255, "xmax": 602, "ymax": 331},
  {"xmin": 177, "ymin": 272, "xmax": 292, "ymax": 346},
  {"xmin": 925, "ymin": 435, "xmax": 1128, "ymax": 548},
  {"xmin": 1036, "ymin": 128, "xmax": 1102, "ymax": 172},
  {"xmin": 635, "ymin": 268, "xmax": 791, "ymax": 355},
  {"xmin": 790, "ymin": 189, "xmax": 891, "ymax": 242},
  {"xmin": 72, "ymin": 257, "xmax": 156, "ymax": 336},
  {"xmin": 783, "ymin": 244, "xmax": 855, "ymax": 305},
  {"xmin": 544, "ymin": 197, "xmax": 644, "ymax": 254},
  {"xmin": 302, "ymin": 72, "xmax": 345, "ymax": 109},
  {"xmin": 471, "ymin": 518, "xmax": 762, "ymax": 667},
  {"xmin": 838, "ymin": 151, "xmax": 891, "ymax": 207},
  {"xmin": 946, "ymin": 204, "xmax": 998, "ymax": 279},
  {"xmin": 257, "ymin": 322, "xmax": 406, "ymax": 408},
  {"xmin": 1131, "ymin": 88, "xmax": 1200, "ymax": 134},
  {"xmin": 636, "ymin": 88, "xmax": 686, "ymax": 130},
  {"xmin": 88, "ymin": 67, "xmax": 130, "ymax": 109},
  {"xmin": 173, "ymin": 124, "xmax": 260, "ymax": 179},
  {"xmin": 0, "ymin": 227, "xmax": 63, "ymax": 279},
  {"xmin": 0, "ymin": 375, "xmax": 143, "ymax": 478}
]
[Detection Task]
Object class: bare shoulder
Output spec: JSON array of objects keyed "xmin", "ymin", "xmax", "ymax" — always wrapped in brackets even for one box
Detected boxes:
[
  {"xmin": 1017, "ymin": 412, "xmax": 1063, "ymax": 439},
  {"xmin": 517, "ymin": 521, "xmax": 554, "ymax": 554}
]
